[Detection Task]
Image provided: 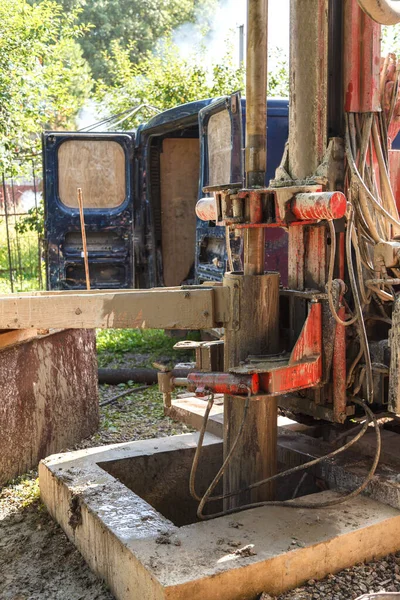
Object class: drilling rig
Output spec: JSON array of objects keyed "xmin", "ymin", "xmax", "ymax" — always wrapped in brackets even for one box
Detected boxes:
[
  {"xmin": 183, "ymin": 0, "xmax": 400, "ymax": 513},
  {"xmin": 8, "ymin": 0, "xmax": 400, "ymax": 595}
]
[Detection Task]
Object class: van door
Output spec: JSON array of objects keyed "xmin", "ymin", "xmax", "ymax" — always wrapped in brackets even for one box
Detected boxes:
[
  {"xmin": 43, "ymin": 132, "xmax": 135, "ymax": 290},
  {"xmin": 196, "ymin": 96, "xmax": 289, "ymax": 284},
  {"xmin": 196, "ymin": 92, "xmax": 243, "ymax": 282}
]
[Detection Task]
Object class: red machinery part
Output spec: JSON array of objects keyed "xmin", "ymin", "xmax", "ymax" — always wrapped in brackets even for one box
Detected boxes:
[
  {"xmin": 195, "ymin": 197, "xmax": 217, "ymax": 222},
  {"xmin": 187, "ymin": 372, "xmax": 259, "ymax": 397},
  {"xmin": 344, "ymin": 0, "xmax": 381, "ymax": 112},
  {"xmin": 291, "ymin": 192, "xmax": 347, "ymax": 221}
]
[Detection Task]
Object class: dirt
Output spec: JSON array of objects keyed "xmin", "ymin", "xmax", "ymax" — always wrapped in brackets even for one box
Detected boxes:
[
  {"xmin": 0, "ymin": 504, "xmax": 114, "ymax": 600},
  {"xmin": 2, "ymin": 350, "xmax": 400, "ymax": 600},
  {"xmin": 0, "ymin": 360, "xmax": 192, "ymax": 600}
]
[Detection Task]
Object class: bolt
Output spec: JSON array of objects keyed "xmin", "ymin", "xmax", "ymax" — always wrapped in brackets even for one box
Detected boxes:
[
  {"xmin": 75, "ymin": 308, "xmax": 82, "ymax": 315},
  {"xmin": 184, "ymin": 292, "xmax": 190, "ymax": 299},
  {"xmin": 233, "ymin": 320, "xmax": 239, "ymax": 327},
  {"xmin": 203, "ymin": 311, "xmax": 210, "ymax": 317}
]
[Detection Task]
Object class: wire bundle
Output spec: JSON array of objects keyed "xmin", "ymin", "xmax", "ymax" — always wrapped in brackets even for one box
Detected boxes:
[{"xmin": 332, "ymin": 56, "xmax": 400, "ymax": 401}]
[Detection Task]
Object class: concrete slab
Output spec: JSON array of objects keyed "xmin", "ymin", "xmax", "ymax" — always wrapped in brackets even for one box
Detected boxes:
[
  {"xmin": 0, "ymin": 329, "xmax": 99, "ymax": 484},
  {"xmin": 166, "ymin": 396, "xmax": 306, "ymax": 438},
  {"xmin": 40, "ymin": 433, "xmax": 400, "ymax": 600},
  {"xmin": 167, "ymin": 396, "xmax": 224, "ymax": 436}
]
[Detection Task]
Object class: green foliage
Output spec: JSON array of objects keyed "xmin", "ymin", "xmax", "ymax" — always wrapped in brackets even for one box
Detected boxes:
[
  {"xmin": 0, "ymin": 215, "xmax": 44, "ymax": 293},
  {"xmin": 0, "ymin": 471, "xmax": 40, "ymax": 509},
  {"xmin": 96, "ymin": 37, "xmax": 245, "ymax": 127},
  {"xmin": 96, "ymin": 328, "xmax": 179, "ymax": 355},
  {"xmin": 96, "ymin": 328, "xmax": 201, "ymax": 368},
  {"xmin": 382, "ymin": 26, "xmax": 400, "ymax": 56},
  {"xmin": 268, "ymin": 48, "xmax": 289, "ymax": 98},
  {"xmin": 95, "ymin": 32, "xmax": 289, "ymax": 127},
  {"xmin": 0, "ymin": 0, "xmax": 93, "ymax": 174},
  {"xmin": 15, "ymin": 203, "xmax": 44, "ymax": 236},
  {"xmin": 54, "ymin": 0, "xmax": 217, "ymax": 83}
]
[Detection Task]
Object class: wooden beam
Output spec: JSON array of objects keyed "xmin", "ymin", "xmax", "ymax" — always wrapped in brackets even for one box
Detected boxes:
[{"xmin": 0, "ymin": 287, "xmax": 230, "ymax": 330}]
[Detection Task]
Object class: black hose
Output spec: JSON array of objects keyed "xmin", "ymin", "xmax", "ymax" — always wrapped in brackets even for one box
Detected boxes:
[{"xmin": 193, "ymin": 397, "xmax": 380, "ymax": 520}]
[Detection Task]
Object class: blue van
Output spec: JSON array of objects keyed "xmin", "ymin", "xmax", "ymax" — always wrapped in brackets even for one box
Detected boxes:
[{"xmin": 42, "ymin": 94, "xmax": 289, "ymax": 290}]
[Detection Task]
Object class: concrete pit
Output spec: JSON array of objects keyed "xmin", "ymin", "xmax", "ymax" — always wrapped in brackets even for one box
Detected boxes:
[{"xmin": 39, "ymin": 431, "xmax": 400, "ymax": 600}]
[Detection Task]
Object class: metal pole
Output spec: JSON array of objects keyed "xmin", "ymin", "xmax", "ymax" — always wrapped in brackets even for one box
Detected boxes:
[
  {"xmin": 243, "ymin": 0, "xmax": 268, "ymax": 276},
  {"xmin": 224, "ymin": 0, "xmax": 278, "ymax": 509},
  {"xmin": 245, "ymin": 0, "xmax": 268, "ymax": 189},
  {"xmin": 32, "ymin": 159, "xmax": 43, "ymax": 290},
  {"xmin": 2, "ymin": 174, "xmax": 14, "ymax": 293},
  {"xmin": 238, "ymin": 24, "xmax": 244, "ymax": 66},
  {"xmin": 289, "ymin": 0, "xmax": 329, "ymax": 180},
  {"xmin": 11, "ymin": 178, "xmax": 23, "ymax": 290}
]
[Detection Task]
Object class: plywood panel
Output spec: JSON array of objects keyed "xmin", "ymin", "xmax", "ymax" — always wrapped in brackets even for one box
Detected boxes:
[
  {"xmin": 58, "ymin": 140, "xmax": 126, "ymax": 208},
  {"xmin": 160, "ymin": 138, "xmax": 200, "ymax": 286},
  {"xmin": 208, "ymin": 110, "xmax": 232, "ymax": 186}
]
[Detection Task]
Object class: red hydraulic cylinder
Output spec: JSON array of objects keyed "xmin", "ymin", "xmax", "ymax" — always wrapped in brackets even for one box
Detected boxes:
[
  {"xmin": 292, "ymin": 192, "xmax": 347, "ymax": 221},
  {"xmin": 187, "ymin": 372, "xmax": 259, "ymax": 396}
]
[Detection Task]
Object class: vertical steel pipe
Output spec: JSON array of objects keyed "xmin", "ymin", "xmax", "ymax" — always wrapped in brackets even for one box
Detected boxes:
[
  {"xmin": 244, "ymin": 0, "xmax": 268, "ymax": 276},
  {"xmin": 289, "ymin": 0, "xmax": 329, "ymax": 180},
  {"xmin": 224, "ymin": 0, "xmax": 278, "ymax": 511},
  {"xmin": 245, "ymin": 0, "xmax": 268, "ymax": 189}
]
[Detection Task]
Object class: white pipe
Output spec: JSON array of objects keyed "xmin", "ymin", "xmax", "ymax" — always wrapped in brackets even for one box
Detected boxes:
[{"xmin": 358, "ymin": 0, "xmax": 400, "ymax": 25}]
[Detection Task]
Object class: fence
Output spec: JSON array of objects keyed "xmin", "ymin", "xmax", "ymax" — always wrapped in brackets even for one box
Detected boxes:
[{"xmin": 0, "ymin": 155, "xmax": 44, "ymax": 293}]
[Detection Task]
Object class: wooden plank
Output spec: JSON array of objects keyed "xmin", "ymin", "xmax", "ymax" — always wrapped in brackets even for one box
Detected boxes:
[
  {"xmin": 0, "ymin": 287, "xmax": 228, "ymax": 330},
  {"xmin": 160, "ymin": 138, "xmax": 200, "ymax": 286},
  {"xmin": 58, "ymin": 140, "xmax": 126, "ymax": 209},
  {"xmin": 0, "ymin": 328, "xmax": 40, "ymax": 351}
]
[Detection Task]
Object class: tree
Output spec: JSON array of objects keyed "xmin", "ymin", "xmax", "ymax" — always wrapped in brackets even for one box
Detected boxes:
[
  {"xmin": 0, "ymin": 0, "xmax": 93, "ymax": 174},
  {"xmin": 95, "ymin": 38, "xmax": 245, "ymax": 127},
  {"xmin": 54, "ymin": 0, "xmax": 217, "ymax": 83},
  {"xmin": 95, "ymin": 38, "xmax": 289, "ymax": 130}
]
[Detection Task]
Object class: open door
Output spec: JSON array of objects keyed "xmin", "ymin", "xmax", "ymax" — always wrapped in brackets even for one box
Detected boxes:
[
  {"xmin": 43, "ymin": 132, "xmax": 135, "ymax": 290},
  {"xmin": 196, "ymin": 92, "xmax": 243, "ymax": 283},
  {"xmin": 196, "ymin": 96, "xmax": 289, "ymax": 285}
]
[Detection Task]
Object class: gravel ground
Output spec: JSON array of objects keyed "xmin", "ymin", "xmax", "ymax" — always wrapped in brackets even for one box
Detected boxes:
[{"xmin": 1, "ymin": 345, "xmax": 400, "ymax": 600}]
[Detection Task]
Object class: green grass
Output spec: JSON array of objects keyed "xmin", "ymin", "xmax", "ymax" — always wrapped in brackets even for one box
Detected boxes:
[
  {"xmin": 96, "ymin": 328, "xmax": 200, "ymax": 367},
  {"xmin": 0, "ymin": 471, "xmax": 40, "ymax": 511},
  {"xmin": 96, "ymin": 328, "xmax": 179, "ymax": 354},
  {"xmin": 0, "ymin": 218, "xmax": 44, "ymax": 293}
]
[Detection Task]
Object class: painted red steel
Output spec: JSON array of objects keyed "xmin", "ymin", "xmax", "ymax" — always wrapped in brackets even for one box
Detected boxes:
[
  {"xmin": 344, "ymin": 0, "xmax": 381, "ymax": 112},
  {"xmin": 195, "ymin": 197, "xmax": 217, "ymax": 222},
  {"xmin": 258, "ymin": 302, "xmax": 322, "ymax": 395},
  {"xmin": 187, "ymin": 372, "xmax": 259, "ymax": 396},
  {"xmin": 187, "ymin": 304, "xmax": 322, "ymax": 397},
  {"xmin": 292, "ymin": 192, "xmax": 347, "ymax": 221},
  {"xmin": 248, "ymin": 190, "xmax": 263, "ymax": 223}
]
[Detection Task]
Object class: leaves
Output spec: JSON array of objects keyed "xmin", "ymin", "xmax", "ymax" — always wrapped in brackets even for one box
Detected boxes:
[
  {"xmin": 55, "ymin": 0, "xmax": 210, "ymax": 83},
  {"xmin": 0, "ymin": 0, "xmax": 93, "ymax": 173},
  {"xmin": 96, "ymin": 37, "xmax": 246, "ymax": 128}
]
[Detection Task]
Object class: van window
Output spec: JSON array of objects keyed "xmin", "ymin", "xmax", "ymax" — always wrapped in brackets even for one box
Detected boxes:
[
  {"xmin": 207, "ymin": 110, "xmax": 232, "ymax": 186},
  {"xmin": 58, "ymin": 140, "xmax": 126, "ymax": 209}
]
